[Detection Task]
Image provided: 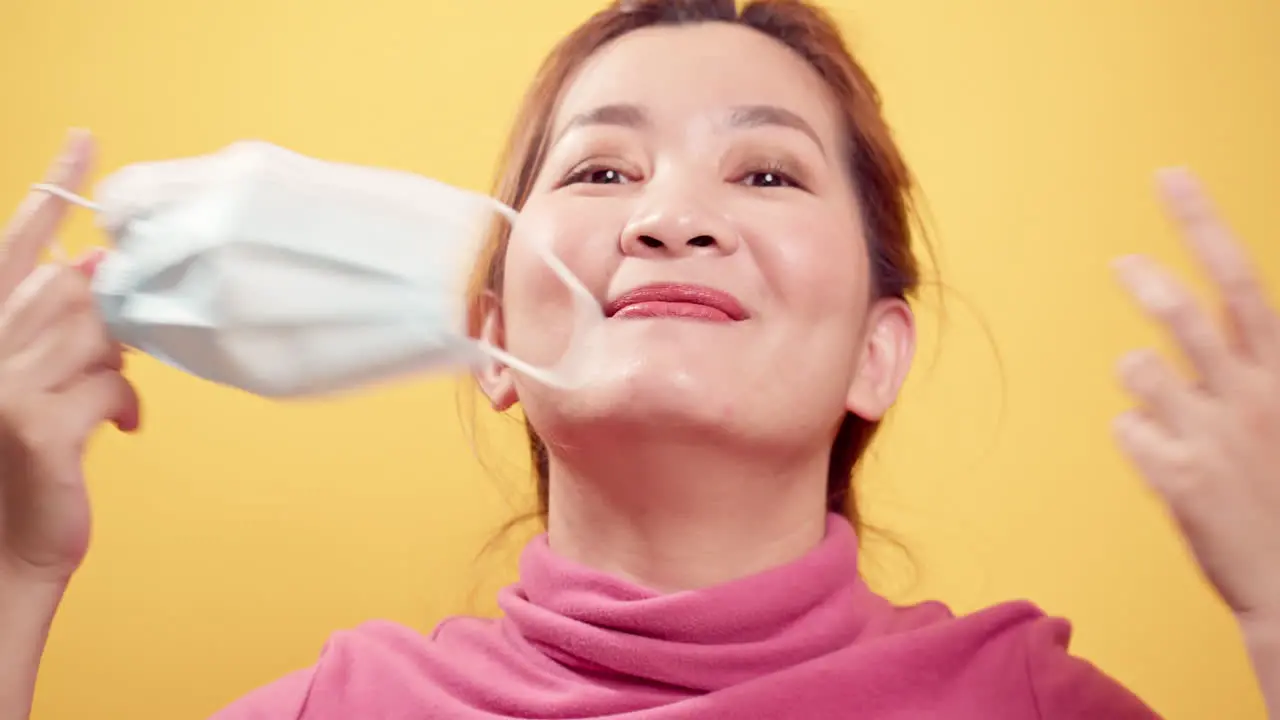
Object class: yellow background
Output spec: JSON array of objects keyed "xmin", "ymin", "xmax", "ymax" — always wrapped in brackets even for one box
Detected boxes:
[{"xmin": 1, "ymin": 1, "xmax": 1277, "ymax": 717}]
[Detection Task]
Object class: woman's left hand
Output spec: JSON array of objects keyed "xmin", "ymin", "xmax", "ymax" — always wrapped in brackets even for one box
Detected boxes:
[{"xmin": 1113, "ymin": 167, "xmax": 1280, "ymax": 629}]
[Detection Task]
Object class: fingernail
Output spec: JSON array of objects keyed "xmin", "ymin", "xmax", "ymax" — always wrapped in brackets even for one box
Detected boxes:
[
  {"xmin": 1111, "ymin": 254, "xmax": 1139, "ymax": 270},
  {"xmin": 62, "ymin": 128, "xmax": 88, "ymax": 151},
  {"xmin": 1111, "ymin": 411, "xmax": 1139, "ymax": 438},
  {"xmin": 1110, "ymin": 254, "xmax": 1145, "ymax": 280},
  {"xmin": 1112, "ymin": 257, "xmax": 1167, "ymax": 306},
  {"xmin": 72, "ymin": 247, "xmax": 108, "ymax": 277},
  {"xmin": 1136, "ymin": 278, "xmax": 1174, "ymax": 309},
  {"xmin": 1155, "ymin": 166, "xmax": 1197, "ymax": 197}
]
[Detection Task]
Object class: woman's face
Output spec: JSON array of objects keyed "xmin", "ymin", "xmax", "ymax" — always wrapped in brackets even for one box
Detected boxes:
[{"xmin": 482, "ymin": 21, "xmax": 913, "ymax": 452}]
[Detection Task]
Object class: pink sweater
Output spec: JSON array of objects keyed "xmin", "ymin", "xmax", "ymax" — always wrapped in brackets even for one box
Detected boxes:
[{"xmin": 211, "ymin": 515, "xmax": 1160, "ymax": 718}]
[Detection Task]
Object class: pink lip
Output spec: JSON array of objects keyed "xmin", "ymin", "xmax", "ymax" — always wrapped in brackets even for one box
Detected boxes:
[{"xmin": 605, "ymin": 283, "xmax": 748, "ymax": 322}]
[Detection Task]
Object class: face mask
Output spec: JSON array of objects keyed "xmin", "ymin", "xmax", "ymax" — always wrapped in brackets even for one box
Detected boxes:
[{"xmin": 34, "ymin": 140, "xmax": 603, "ymax": 398}]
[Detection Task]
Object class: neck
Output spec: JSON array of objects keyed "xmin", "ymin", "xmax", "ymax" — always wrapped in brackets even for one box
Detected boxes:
[{"xmin": 545, "ymin": 432, "xmax": 831, "ymax": 593}]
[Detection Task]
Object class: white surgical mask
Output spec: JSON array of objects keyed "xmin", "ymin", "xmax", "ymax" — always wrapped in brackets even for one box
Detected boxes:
[{"xmin": 34, "ymin": 140, "xmax": 603, "ymax": 398}]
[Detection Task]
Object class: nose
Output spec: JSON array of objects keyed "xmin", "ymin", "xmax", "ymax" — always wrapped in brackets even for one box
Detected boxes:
[{"xmin": 619, "ymin": 194, "xmax": 740, "ymax": 259}]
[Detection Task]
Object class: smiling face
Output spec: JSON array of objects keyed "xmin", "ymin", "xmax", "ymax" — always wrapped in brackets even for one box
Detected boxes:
[{"xmin": 479, "ymin": 20, "xmax": 914, "ymax": 460}]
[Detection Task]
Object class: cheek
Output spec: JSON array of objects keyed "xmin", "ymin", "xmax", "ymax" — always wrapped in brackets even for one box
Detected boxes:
[
  {"xmin": 752, "ymin": 205, "xmax": 870, "ymax": 321},
  {"xmin": 499, "ymin": 197, "xmax": 619, "ymax": 364}
]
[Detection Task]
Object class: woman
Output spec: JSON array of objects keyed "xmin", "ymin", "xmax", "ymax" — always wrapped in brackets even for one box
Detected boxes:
[{"xmin": 2, "ymin": 0, "xmax": 1277, "ymax": 717}]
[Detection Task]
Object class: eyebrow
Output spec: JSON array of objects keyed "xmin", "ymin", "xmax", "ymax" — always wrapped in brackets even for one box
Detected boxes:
[
  {"xmin": 553, "ymin": 104, "xmax": 649, "ymax": 145},
  {"xmin": 552, "ymin": 103, "xmax": 825, "ymax": 152},
  {"xmin": 727, "ymin": 104, "xmax": 825, "ymax": 153}
]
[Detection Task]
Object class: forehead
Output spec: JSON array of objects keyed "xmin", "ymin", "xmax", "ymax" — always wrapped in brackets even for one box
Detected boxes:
[{"xmin": 552, "ymin": 22, "xmax": 843, "ymax": 143}]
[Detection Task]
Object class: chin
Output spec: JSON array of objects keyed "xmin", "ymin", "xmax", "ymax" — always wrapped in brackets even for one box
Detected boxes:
[{"xmin": 519, "ymin": 350, "xmax": 744, "ymax": 439}]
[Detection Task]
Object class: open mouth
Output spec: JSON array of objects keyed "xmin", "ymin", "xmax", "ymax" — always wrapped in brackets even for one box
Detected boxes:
[{"xmin": 604, "ymin": 283, "xmax": 748, "ymax": 323}]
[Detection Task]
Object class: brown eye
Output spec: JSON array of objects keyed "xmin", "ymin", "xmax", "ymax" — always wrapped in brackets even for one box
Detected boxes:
[
  {"xmin": 566, "ymin": 165, "xmax": 630, "ymax": 185},
  {"xmin": 744, "ymin": 169, "xmax": 798, "ymax": 188},
  {"xmin": 587, "ymin": 168, "xmax": 624, "ymax": 184}
]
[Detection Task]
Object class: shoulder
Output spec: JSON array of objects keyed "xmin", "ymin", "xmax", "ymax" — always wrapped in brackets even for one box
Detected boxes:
[
  {"xmin": 1015, "ymin": 609, "xmax": 1160, "ymax": 719},
  {"xmin": 885, "ymin": 599, "xmax": 1159, "ymax": 719},
  {"xmin": 307, "ymin": 616, "xmax": 502, "ymax": 692},
  {"xmin": 207, "ymin": 617, "xmax": 495, "ymax": 720}
]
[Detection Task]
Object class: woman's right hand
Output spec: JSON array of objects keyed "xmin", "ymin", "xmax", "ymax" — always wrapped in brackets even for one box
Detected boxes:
[{"xmin": 0, "ymin": 130, "xmax": 140, "ymax": 588}]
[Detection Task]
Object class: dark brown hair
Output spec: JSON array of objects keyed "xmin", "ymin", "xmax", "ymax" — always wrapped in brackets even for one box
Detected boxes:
[{"xmin": 466, "ymin": 0, "xmax": 921, "ymax": 537}]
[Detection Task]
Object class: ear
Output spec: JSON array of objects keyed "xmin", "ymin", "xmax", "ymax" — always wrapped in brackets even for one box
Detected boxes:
[
  {"xmin": 845, "ymin": 298, "xmax": 916, "ymax": 421},
  {"xmin": 473, "ymin": 290, "xmax": 519, "ymax": 412}
]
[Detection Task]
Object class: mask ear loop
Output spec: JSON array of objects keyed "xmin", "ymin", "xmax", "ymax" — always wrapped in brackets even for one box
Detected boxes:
[
  {"xmin": 471, "ymin": 201, "xmax": 601, "ymax": 390},
  {"xmin": 31, "ymin": 183, "xmax": 101, "ymax": 211},
  {"xmin": 30, "ymin": 183, "xmax": 103, "ymax": 262}
]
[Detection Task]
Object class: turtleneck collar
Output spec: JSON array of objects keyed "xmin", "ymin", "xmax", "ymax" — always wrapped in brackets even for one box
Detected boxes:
[
  {"xmin": 221, "ymin": 512, "xmax": 1160, "ymax": 718},
  {"xmin": 497, "ymin": 513, "xmax": 888, "ymax": 692}
]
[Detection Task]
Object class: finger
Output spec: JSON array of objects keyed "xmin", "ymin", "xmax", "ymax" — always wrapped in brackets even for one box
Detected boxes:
[
  {"xmin": 1117, "ymin": 348, "xmax": 1202, "ymax": 433},
  {"xmin": 1112, "ymin": 408, "xmax": 1271, "ymax": 617},
  {"xmin": 0, "ymin": 130, "xmax": 95, "ymax": 300},
  {"xmin": 1112, "ymin": 409, "xmax": 1191, "ymax": 504},
  {"xmin": 69, "ymin": 249, "xmax": 126, "ymax": 359},
  {"xmin": 1157, "ymin": 167, "xmax": 1279, "ymax": 359},
  {"xmin": 13, "ymin": 309, "xmax": 115, "ymax": 392},
  {"xmin": 57, "ymin": 368, "xmax": 140, "ymax": 436},
  {"xmin": 0, "ymin": 263, "xmax": 93, "ymax": 360},
  {"xmin": 1113, "ymin": 254, "xmax": 1238, "ymax": 393}
]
